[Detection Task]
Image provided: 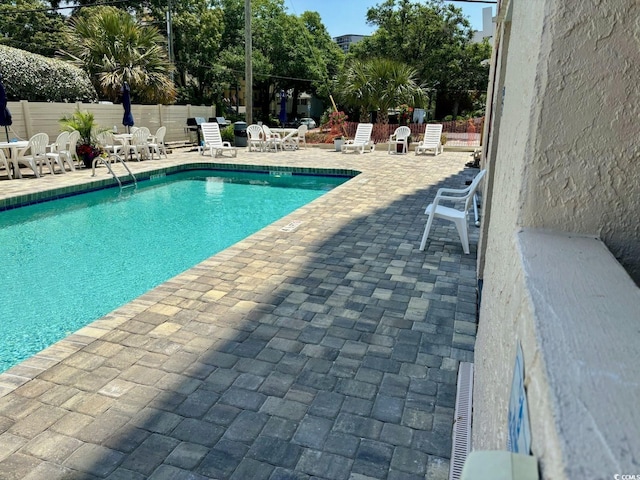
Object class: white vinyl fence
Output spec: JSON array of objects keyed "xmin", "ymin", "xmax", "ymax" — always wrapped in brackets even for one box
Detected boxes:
[{"xmin": 4, "ymin": 101, "xmax": 216, "ymax": 144}]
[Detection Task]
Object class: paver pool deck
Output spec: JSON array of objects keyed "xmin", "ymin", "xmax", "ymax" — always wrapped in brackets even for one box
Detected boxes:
[{"xmin": 0, "ymin": 145, "xmax": 479, "ymax": 480}]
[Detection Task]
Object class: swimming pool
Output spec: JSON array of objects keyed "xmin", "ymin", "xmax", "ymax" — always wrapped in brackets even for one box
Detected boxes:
[{"xmin": 0, "ymin": 169, "xmax": 349, "ymax": 372}]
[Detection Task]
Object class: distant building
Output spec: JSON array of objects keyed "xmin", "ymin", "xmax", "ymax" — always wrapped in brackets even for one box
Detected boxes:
[
  {"xmin": 472, "ymin": 6, "xmax": 495, "ymax": 43},
  {"xmin": 333, "ymin": 34, "xmax": 367, "ymax": 53}
]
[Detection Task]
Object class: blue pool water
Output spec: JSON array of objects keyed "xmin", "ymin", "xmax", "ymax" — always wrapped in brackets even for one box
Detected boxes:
[{"xmin": 0, "ymin": 170, "xmax": 347, "ymax": 372}]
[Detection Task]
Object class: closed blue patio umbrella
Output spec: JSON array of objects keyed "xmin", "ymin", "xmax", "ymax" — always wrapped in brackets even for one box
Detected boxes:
[
  {"xmin": 0, "ymin": 74, "xmax": 12, "ymax": 142},
  {"xmin": 122, "ymin": 82, "xmax": 134, "ymax": 133}
]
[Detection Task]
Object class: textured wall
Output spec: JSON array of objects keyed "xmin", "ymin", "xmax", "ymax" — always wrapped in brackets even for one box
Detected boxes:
[
  {"xmin": 475, "ymin": 0, "xmax": 640, "ymax": 478},
  {"xmin": 473, "ymin": 0, "xmax": 547, "ymax": 452},
  {"xmin": 525, "ymin": 2, "xmax": 640, "ymax": 283}
]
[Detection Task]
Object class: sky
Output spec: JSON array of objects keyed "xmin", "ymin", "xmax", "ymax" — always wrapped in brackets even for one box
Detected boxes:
[{"xmin": 285, "ymin": 0, "xmax": 495, "ymax": 38}]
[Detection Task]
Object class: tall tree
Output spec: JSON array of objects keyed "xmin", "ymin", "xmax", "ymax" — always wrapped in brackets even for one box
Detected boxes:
[
  {"xmin": 0, "ymin": 0, "xmax": 67, "ymax": 56},
  {"xmin": 350, "ymin": 0, "xmax": 490, "ymax": 118},
  {"xmin": 172, "ymin": 0, "xmax": 225, "ymax": 104},
  {"xmin": 60, "ymin": 6, "xmax": 176, "ymax": 104},
  {"xmin": 212, "ymin": 0, "xmax": 343, "ymax": 121}
]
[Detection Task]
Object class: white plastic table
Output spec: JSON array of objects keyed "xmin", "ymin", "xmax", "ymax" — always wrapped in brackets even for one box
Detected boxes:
[{"xmin": 0, "ymin": 141, "xmax": 30, "ymax": 179}]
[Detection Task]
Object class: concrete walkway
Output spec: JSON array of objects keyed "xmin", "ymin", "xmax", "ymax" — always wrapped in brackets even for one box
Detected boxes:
[{"xmin": 0, "ymin": 145, "xmax": 479, "ymax": 480}]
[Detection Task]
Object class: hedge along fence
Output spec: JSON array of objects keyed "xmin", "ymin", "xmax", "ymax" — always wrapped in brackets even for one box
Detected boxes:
[
  {"xmin": 0, "ymin": 45, "xmax": 97, "ymax": 103},
  {"xmin": 5, "ymin": 101, "xmax": 215, "ymax": 144}
]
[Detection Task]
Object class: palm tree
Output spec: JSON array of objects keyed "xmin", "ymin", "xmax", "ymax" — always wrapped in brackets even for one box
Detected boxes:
[
  {"xmin": 337, "ymin": 60, "xmax": 374, "ymax": 123},
  {"xmin": 339, "ymin": 58, "xmax": 427, "ymax": 125},
  {"xmin": 61, "ymin": 6, "xmax": 176, "ymax": 104}
]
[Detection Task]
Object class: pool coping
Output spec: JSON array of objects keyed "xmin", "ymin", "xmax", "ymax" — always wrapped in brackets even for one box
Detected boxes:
[{"xmin": 0, "ymin": 162, "xmax": 362, "ymax": 212}]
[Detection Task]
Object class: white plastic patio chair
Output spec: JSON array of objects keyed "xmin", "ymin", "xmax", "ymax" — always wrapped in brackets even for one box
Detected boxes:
[
  {"xmin": 125, "ymin": 128, "xmax": 151, "ymax": 161},
  {"xmin": 148, "ymin": 126, "xmax": 168, "ymax": 159},
  {"xmin": 247, "ymin": 124, "xmax": 265, "ymax": 152},
  {"xmin": 341, "ymin": 123, "xmax": 375, "ymax": 154},
  {"xmin": 262, "ymin": 125, "xmax": 282, "ymax": 152},
  {"xmin": 14, "ymin": 132, "xmax": 52, "ymax": 177},
  {"xmin": 415, "ymin": 123, "xmax": 443, "ymax": 156},
  {"xmin": 388, "ymin": 126, "xmax": 411, "ymax": 154},
  {"xmin": 201, "ymin": 122, "xmax": 237, "ymax": 158},
  {"xmin": 419, "ymin": 169, "xmax": 486, "ymax": 254},
  {"xmin": 46, "ymin": 131, "xmax": 72, "ymax": 173},
  {"xmin": 294, "ymin": 124, "xmax": 308, "ymax": 149},
  {"xmin": 65, "ymin": 130, "xmax": 81, "ymax": 167},
  {"xmin": 0, "ymin": 149, "xmax": 12, "ymax": 179},
  {"xmin": 97, "ymin": 131, "xmax": 125, "ymax": 159}
]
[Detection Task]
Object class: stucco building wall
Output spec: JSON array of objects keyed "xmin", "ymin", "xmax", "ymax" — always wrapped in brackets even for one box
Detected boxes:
[{"xmin": 473, "ymin": 0, "xmax": 640, "ymax": 478}]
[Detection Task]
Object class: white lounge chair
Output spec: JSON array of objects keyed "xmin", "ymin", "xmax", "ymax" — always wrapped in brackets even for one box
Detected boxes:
[
  {"xmin": 247, "ymin": 124, "xmax": 265, "ymax": 152},
  {"xmin": 415, "ymin": 123, "xmax": 443, "ymax": 156},
  {"xmin": 419, "ymin": 169, "xmax": 486, "ymax": 254},
  {"xmin": 388, "ymin": 126, "xmax": 411, "ymax": 154},
  {"xmin": 341, "ymin": 123, "xmax": 375, "ymax": 154},
  {"xmin": 201, "ymin": 122, "xmax": 237, "ymax": 157}
]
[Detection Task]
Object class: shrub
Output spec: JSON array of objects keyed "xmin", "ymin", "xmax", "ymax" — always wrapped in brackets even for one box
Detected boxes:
[
  {"xmin": 221, "ymin": 125, "xmax": 234, "ymax": 143},
  {"xmin": 0, "ymin": 45, "xmax": 97, "ymax": 102}
]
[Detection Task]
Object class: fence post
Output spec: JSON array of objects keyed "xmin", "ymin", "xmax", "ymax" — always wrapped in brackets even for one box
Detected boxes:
[{"xmin": 20, "ymin": 100, "xmax": 32, "ymax": 139}]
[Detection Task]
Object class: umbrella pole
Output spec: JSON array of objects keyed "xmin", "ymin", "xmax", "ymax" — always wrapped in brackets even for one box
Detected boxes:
[{"xmin": 4, "ymin": 126, "xmax": 8, "ymax": 142}]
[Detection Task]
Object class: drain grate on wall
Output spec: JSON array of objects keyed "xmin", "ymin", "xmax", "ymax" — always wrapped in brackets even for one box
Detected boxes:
[{"xmin": 450, "ymin": 362, "xmax": 474, "ymax": 480}]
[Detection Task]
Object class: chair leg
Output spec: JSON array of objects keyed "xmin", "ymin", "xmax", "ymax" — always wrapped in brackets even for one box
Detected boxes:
[
  {"xmin": 453, "ymin": 217, "xmax": 470, "ymax": 254},
  {"xmin": 473, "ymin": 193, "xmax": 479, "ymax": 225},
  {"xmin": 419, "ymin": 212, "xmax": 436, "ymax": 251}
]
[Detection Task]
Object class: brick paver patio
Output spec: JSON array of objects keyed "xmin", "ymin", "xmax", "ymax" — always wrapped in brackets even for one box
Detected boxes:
[{"xmin": 0, "ymin": 145, "xmax": 479, "ymax": 480}]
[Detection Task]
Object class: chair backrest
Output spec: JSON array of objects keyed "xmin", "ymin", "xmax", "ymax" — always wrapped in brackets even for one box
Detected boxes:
[
  {"xmin": 131, "ymin": 128, "xmax": 148, "ymax": 145},
  {"xmin": 53, "ymin": 131, "xmax": 70, "ymax": 151},
  {"xmin": 29, "ymin": 133, "xmax": 49, "ymax": 156},
  {"xmin": 154, "ymin": 126, "xmax": 166, "ymax": 142},
  {"xmin": 463, "ymin": 169, "xmax": 487, "ymax": 212},
  {"xmin": 67, "ymin": 130, "xmax": 80, "ymax": 151},
  {"xmin": 393, "ymin": 126, "xmax": 411, "ymax": 140},
  {"xmin": 247, "ymin": 124, "xmax": 264, "ymax": 140},
  {"xmin": 423, "ymin": 123, "xmax": 443, "ymax": 146},
  {"xmin": 353, "ymin": 123, "xmax": 373, "ymax": 144},
  {"xmin": 262, "ymin": 125, "xmax": 275, "ymax": 138},
  {"xmin": 297, "ymin": 124, "xmax": 308, "ymax": 137},
  {"xmin": 130, "ymin": 126, "xmax": 139, "ymax": 134},
  {"xmin": 97, "ymin": 131, "xmax": 115, "ymax": 147},
  {"xmin": 201, "ymin": 122, "xmax": 223, "ymax": 146}
]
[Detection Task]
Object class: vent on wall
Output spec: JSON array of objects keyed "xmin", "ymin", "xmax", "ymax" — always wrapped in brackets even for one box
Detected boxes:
[{"xmin": 450, "ymin": 362, "xmax": 474, "ymax": 480}]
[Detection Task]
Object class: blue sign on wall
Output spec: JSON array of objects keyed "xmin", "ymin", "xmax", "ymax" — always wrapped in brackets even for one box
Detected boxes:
[{"xmin": 508, "ymin": 342, "xmax": 532, "ymax": 454}]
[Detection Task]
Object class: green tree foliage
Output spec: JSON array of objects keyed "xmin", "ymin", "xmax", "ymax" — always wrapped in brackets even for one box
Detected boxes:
[
  {"xmin": 60, "ymin": 6, "xmax": 176, "ymax": 104},
  {"xmin": 349, "ymin": 0, "xmax": 491, "ymax": 118},
  {"xmin": 0, "ymin": 0, "xmax": 67, "ymax": 56},
  {"xmin": 171, "ymin": 0, "xmax": 228, "ymax": 105},
  {"xmin": 210, "ymin": 0, "xmax": 343, "ymax": 120},
  {"xmin": 0, "ymin": 45, "xmax": 97, "ymax": 102},
  {"xmin": 337, "ymin": 58, "xmax": 426, "ymax": 124}
]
